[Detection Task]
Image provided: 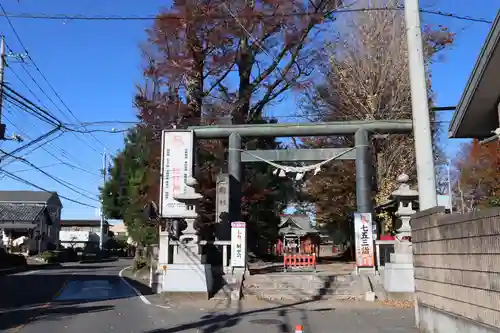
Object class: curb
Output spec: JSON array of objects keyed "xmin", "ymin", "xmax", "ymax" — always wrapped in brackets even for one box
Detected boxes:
[
  {"xmin": 78, "ymin": 257, "xmax": 119, "ymax": 264},
  {"xmin": 0, "ymin": 263, "xmax": 61, "ymax": 276},
  {"xmin": 119, "ymin": 266, "xmax": 151, "ymax": 305}
]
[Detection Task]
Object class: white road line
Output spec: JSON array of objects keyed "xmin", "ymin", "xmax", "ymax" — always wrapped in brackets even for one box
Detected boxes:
[
  {"xmin": 16, "ymin": 269, "xmax": 40, "ymax": 276},
  {"xmin": 118, "ymin": 266, "xmax": 151, "ymax": 305},
  {"xmin": 0, "ymin": 304, "xmax": 43, "ymax": 314}
]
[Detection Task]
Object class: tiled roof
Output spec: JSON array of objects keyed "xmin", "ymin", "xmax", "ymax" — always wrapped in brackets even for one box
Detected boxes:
[
  {"xmin": 279, "ymin": 215, "xmax": 315, "ymax": 232},
  {"xmin": 61, "ymin": 219, "xmax": 108, "ymax": 227},
  {"xmin": 0, "ymin": 191, "xmax": 56, "ymax": 203},
  {"xmin": 0, "ymin": 203, "xmax": 45, "ymax": 222}
]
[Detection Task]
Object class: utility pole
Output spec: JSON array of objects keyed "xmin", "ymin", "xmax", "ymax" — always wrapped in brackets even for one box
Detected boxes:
[
  {"xmin": 404, "ymin": 0, "xmax": 438, "ymax": 210},
  {"xmin": 0, "ymin": 36, "xmax": 27, "ymax": 142},
  {"xmin": 0, "ymin": 35, "xmax": 6, "ymax": 140},
  {"xmin": 100, "ymin": 149, "xmax": 107, "ymax": 251}
]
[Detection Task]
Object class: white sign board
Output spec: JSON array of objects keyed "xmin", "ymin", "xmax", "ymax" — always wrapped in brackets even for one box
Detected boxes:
[
  {"xmin": 59, "ymin": 230, "xmax": 91, "ymax": 243},
  {"xmin": 230, "ymin": 222, "xmax": 246, "ymax": 267},
  {"xmin": 160, "ymin": 130, "xmax": 194, "ymax": 217},
  {"xmin": 354, "ymin": 212, "xmax": 375, "ymax": 267}
]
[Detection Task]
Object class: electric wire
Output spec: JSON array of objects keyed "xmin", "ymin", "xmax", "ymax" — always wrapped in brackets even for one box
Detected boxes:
[
  {"xmin": 0, "ymin": 4, "xmax": 107, "ymax": 153},
  {"xmin": 0, "ymin": 7, "xmax": 492, "ymax": 24},
  {"xmin": 0, "ymin": 148, "xmax": 99, "ymax": 203},
  {"xmin": 2, "ymin": 106, "xmax": 100, "ymax": 177},
  {"xmin": 2, "ymin": 90, "xmax": 102, "ymax": 172},
  {"xmin": 0, "ymin": 168, "xmax": 97, "ymax": 208}
]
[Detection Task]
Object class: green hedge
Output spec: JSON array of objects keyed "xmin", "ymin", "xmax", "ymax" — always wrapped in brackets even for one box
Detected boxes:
[{"xmin": 39, "ymin": 250, "xmax": 58, "ymax": 263}]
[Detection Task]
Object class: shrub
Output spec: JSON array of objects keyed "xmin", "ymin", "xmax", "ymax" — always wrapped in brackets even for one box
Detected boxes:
[
  {"xmin": 133, "ymin": 257, "xmax": 148, "ymax": 271},
  {"xmin": 39, "ymin": 251, "xmax": 57, "ymax": 263}
]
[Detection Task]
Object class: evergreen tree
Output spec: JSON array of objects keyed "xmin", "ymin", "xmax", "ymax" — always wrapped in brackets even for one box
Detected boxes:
[{"xmin": 100, "ymin": 127, "xmax": 158, "ymax": 255}]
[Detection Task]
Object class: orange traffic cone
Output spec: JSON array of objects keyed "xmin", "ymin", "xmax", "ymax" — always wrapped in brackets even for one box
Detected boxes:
[{"xmin": 295, "ymin": 325, "xmax": 304, "ymax": 333}]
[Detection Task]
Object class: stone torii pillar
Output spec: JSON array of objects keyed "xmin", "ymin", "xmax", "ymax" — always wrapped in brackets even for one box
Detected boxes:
[
  {"xmin": 355, "ymin": 128, "xmax": 373, "ymax": 214},
  {"xmin": 228, "ymin": 133, "xmax": 242, "ymax": 223}
]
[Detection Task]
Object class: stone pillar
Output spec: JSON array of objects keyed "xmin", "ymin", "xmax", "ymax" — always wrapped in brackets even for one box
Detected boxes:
[
  {"xmin": 383, "ymin": 173, "xmax": 418, "ymax": 295},
  {"xmin": 355, "ymin": 129, "xmax": 373, "ymax": 213},
  {"xmin": 228, "ymin": 133, "xmax": 242, "ymax": 223},
  {"xmin": 215, "ymin": 173, "xmax": 230, "ymax": 240}
]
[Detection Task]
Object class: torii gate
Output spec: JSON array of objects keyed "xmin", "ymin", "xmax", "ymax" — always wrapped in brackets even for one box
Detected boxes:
[{"xmin": 185, "ymin": 120, "xmax": 413, "ymax": 230}]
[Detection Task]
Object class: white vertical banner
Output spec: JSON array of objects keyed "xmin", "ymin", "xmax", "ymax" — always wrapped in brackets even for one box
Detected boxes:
[
  {"xmin": 354, "ymin": 212, "xmax": 375, "ymax": 267},
  {"xmin": 230, "ymin": 222, "xmax": 246, "ymax": 267},
  {"xmin": 159, "ymin": 130, "xmax": 194, "ymax": 218}
]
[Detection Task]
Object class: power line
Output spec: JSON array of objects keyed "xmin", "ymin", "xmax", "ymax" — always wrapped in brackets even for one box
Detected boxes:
[
  {"xmin": 2, "ymin": 83, "xmax": 129, "ymax": 135},
  {"xmin": 58, "ymin": 104, "xmax": 456, "ymax": 128},
  {"xmin": 0, "ymin": 148, "xmax": 100, "ymax": 202},
  {"xmin": 1, "ymin": 114, "xmax": 64, "ymax": 167},
  {"xmin": 0, "ymin": 7, "xmax": 492, "ymax": 24},
  {"xmin": 2, "ymin": 85, "xmax": 61, "ymax": 126},
  {"xmin": 6, "ymin": 162, "xmax": 64, "ymax": 173},
  {"xmin": 0, "ymin": 168, "xmax": 97, "ymax": 208},
  {"xmin": 0, "ymin": 5, "xmax": 107, "ymax": 153},
  {"xmin": 2, "ymin": 40, "xmax": 64, "ymax": 115},
  {"xmin": 0, "ymin": 126, "xmax": 61, "ymax": 162},
  {"xmin": 2, "ymin": 108, "xmax": 101, "ymax": 177}
]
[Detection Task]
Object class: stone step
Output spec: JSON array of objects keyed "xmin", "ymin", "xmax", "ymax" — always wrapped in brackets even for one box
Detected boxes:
[
  {"xmin": 245, "ymin": 277, "xmax": 353, "ymax": 285},
  {"xmin": 243, "ymin": 286, "xmax": 358, "ymax": 295},
  {"xmin": 212, "ymin": 283, "xmax": 240, "ymax": 300},
  {"xmin": 243, "ymin": 281, "xmax": 355, "ymax": 290},
  {"xmin": 245, "ymin": 276, "xmax": 353, "ymax": 282},
  {"xmin": 244, "ymin": 291, "xmax": 360, "ymax": 301},
  {"xmin": 242, "ymin": 274, "xmax": 368, "ymax": 302}
]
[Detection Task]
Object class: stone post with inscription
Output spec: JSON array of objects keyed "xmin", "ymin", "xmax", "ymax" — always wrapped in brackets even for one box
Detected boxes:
[
  {"xmin": 383, "ymin": 173, "xmax": 418, "ymax": 294},
  {"xmin": 215, "ymin": 173, "xmax": 230, "ymax": 240}
]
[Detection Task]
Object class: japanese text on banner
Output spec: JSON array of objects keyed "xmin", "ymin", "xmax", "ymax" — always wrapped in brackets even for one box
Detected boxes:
[
  {"xmin": 354, "ymin": 213, "xmax": 375, "ymax": 267},
  {"xmin": 230, "ymin": 222, "xmax": 246, "ymax": 267}
]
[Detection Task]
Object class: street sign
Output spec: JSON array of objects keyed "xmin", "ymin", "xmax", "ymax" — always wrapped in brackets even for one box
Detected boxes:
[{"xmin": 159, "ymin": 130, "xmax": 194, "ymax": 217}]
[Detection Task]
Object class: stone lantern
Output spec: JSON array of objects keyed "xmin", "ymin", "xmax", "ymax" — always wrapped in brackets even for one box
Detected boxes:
[
  {"xmin": 161, "ymin": 177, "xmax": 213, "ymax": 296},
  {"xmin": 391, "ymin": 173, "xmax": 419, "ymax": 240},
  {"xmin": 172, "ymin": 177, "xmax": 203, "ymax": 263},
  {"xmin": 383, "ymin": 173, "xmax": 418, "ymax": 294}
]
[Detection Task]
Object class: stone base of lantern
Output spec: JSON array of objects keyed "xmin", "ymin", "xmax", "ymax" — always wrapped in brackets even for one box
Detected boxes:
[
  {"xmin": 383, "ymin": 242, "xmax": 415, "ymax": 293},
  {"xmin": 162, "ymin": 263, "xmax": 213, "ymax": 297}
]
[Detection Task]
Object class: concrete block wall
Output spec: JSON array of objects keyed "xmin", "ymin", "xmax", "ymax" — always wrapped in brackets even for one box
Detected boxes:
[{"xmin": 411, "ymin": 206, "xmax": 500, "ymax": 332}]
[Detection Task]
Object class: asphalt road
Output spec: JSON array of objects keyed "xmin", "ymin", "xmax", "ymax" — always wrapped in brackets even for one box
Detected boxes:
[
  {"xmin": 0, "ymin": 260, "xmax": 419, "ymax": 333},
  {"xmin": 0, "ymin": 260, "xmax": 167, "ymax": 333}
]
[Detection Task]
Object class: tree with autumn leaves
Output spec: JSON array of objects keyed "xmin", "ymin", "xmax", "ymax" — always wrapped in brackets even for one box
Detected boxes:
[
  {"xmin": 100, "ymin": 0, "xmax": 458, "ymax": 254},
  {"xmin": 453, "ymin": 140, "xmax": 499, "ymax": 212},
  {"xmin": 298, "ymin": 0, "xmax": 454, "ymax": 237},
  {"xmin": 101, "ymin": 0, "xmax": 344, "ymax": 253}
]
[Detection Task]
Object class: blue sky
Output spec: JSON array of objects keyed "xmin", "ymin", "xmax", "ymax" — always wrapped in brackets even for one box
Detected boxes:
[{"xmin": 0, "ymin": 0, "xmax": 497, "ymax": 219}]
